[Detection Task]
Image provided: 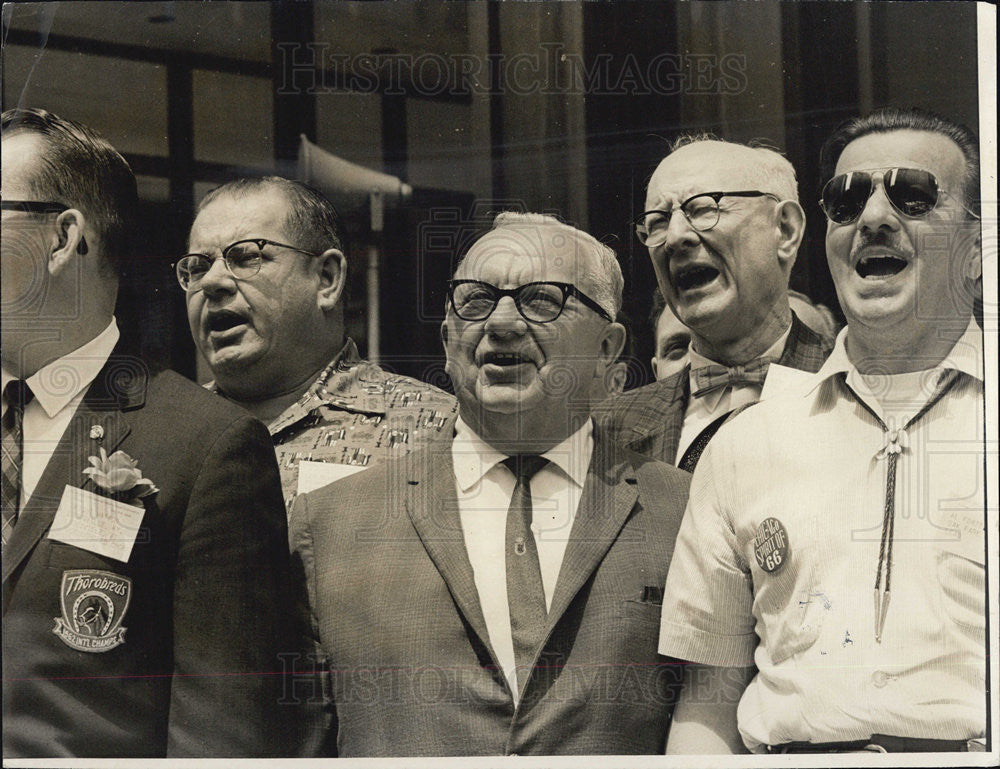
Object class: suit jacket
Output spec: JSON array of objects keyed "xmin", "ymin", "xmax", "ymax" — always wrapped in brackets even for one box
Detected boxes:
[
  {"xmin": 595, "ymin": 312, "xmax": 833, "ymax": 463},
  {"xmin": 288, "ymin": 431, "xmax": 691, "ymax": 756},
  {"xmin": 3, "ymin": 352, "xmax": 297, "ymax": 758}
]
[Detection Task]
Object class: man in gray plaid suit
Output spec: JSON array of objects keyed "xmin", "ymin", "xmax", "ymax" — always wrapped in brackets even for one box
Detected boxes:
[
  {"xmin": 289, "ymin": 213, "xmax": 691, "ymax": 755},
  {"xmin": 596, "ymin": 136, "xmax": 832, "ymax": 469}
]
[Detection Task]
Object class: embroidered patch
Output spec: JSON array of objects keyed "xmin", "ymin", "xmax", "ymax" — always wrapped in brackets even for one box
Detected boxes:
[
  {"xmin": 52, "ymin": 570, "xmax": 131, "ymax": 652},
  {"xmin": 753, "ymin": 517, "xmax": 790, "ymax": 574}
]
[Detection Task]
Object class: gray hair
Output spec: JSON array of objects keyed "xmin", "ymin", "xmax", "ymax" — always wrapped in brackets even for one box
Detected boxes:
[
  {"xmin": 669, "ymin": 133, "xmax": 800, "ymax": 203},
  {"xmin": 469, "ymin": 211, "xmax": 624, "ymax": 318}
]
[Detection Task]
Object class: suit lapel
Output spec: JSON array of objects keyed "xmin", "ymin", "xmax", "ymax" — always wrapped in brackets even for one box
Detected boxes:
[
  {"xmin": 779, "ymin": 311, "xmax": 832, "ymax": 373},
  {"xmin": 623, "ymin": 367, "xmax": 688, "ymax": 463},
  {"xmin": 2, "ymin": 354, "xmax": 142, "ymax": 584},
  {"xmin": 403, "ymin": 449, "xmax": 501, "ymax": 671},
  {"xmin": 545, "ymin": 435, "xmax": 638, "ymax": 627}
]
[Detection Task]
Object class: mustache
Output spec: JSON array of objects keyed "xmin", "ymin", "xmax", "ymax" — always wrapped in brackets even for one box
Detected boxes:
[{"xmin": 849, "ymin": 229, "xmax": 910, "ymax": 262}]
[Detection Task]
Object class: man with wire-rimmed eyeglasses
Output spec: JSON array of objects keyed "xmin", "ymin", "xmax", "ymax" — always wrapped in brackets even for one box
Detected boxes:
[
  {"xmin": 286, "ymin": 212, "xmax": 691, "ymax": 755},
  {"xmin": 595, "ymin": 134, "xmax": 832, "ymax": 471},
  {"xmin": 659, "ymin": 108, "xmax": 987, "ymax": 755},
  {"xmin": 179, "ymin": 177, "xmax": 456, "ymax": 509}
]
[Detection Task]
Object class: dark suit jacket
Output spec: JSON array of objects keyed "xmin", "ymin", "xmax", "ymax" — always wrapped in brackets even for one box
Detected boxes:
[
  {"xmin": 3, "ymin": 353, "xmax": 297, "ymax": 758},
  {"xmin": 288, "ymin": 432, "xmax": 691, "ymax": 756},
  {"xmin": 595, "ymin": 312, "xmax": 833, "ymax": 463}
]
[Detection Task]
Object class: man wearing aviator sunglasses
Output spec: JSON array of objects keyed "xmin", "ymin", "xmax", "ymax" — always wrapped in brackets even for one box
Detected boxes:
[{"xmin": 659, "ymin": 108, "xmax": 986, "ymax": 755}]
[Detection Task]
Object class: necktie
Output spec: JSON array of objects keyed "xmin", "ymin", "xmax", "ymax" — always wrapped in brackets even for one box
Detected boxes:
[
  {"xmin": 502, "ymin": 454, "xmax": 548, "ymax": 696},
  {"xmin": 871, "ymin": 369, "xmax": 960, "ymax": 643},
  {"xmin": 691, "ymin": 357, "xmax": 776, "ymax": 398},
  {"xmin": 2, "ymin": 379, "xmax": 34, "ymax": 549}
]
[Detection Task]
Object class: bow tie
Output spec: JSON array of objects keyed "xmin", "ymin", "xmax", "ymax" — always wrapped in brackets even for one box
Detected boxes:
[{"xmin": 691, "ymin": 357, "xmax": 776, "ymax": 398}]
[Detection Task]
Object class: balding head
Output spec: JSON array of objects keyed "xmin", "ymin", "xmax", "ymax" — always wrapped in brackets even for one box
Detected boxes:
[{"xmin": 640, "ymin": 136, "xmax": 806, "ymax": 365}]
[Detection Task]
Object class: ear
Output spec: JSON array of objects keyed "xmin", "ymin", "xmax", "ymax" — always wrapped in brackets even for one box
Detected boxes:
[
  {"xmin": 967, "ymin": 225, "xmax": 983, "ymax": 283},
  {"xmin": 650, "ymin": 356, "xmax": 659, "ymax": 379},
  {"xmin": 597, "ymin": 321, "xmax": 627, "ymax": 368},
  {"xmin": 48, "ymin": 208, "xmax": 88, "ymax": 277},
  {"xmin": 316, "ymin": 248, "xmax": 347, "ymax": 312},
  {"xmin": 775, "ymin": 200, "xmax": 806, "ymax": 272},
  {"xmin": 439, "ymin": 317, "xmax": 450, "ymax": 347}
]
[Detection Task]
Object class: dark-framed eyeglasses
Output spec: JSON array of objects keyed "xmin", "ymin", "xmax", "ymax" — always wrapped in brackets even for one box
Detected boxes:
[
  {"xmin": 174, "ymin": 238, "xmax": 320, "ymax": 291},
  {"xmin": 819, "ymin": 167, "xmax": 948, "ymax": 225},
  {"xmin": 1, "ymin": 200, "xmax": 69, "ymax": 215},
  {"xmin": 447, "ymin": 279, "xmax": 614, "ymax": 323},
  {"xmin": 635, "ymin": 190, "xmax": 781, "ymax": 245}
]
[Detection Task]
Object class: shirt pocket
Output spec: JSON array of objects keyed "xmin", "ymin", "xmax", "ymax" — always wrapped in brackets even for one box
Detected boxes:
[
  {"xmin": 619, "ymin": 591, "xmax": 664, "ymax": 626},
  {"xmin": 935, "ymin": 533, "xmax": 986, "ymax": 634}
]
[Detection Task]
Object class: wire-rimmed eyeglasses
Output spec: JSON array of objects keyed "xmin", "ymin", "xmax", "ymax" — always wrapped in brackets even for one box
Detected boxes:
[{"xmin": 635, "ymin": 190, "xmax": 781, "ymax": 246}]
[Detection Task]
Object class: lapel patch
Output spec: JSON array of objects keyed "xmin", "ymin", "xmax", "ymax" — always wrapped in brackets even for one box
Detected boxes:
[{"xmin": 52, "ymin": 570, "xmax": 131, "ymax": 652}]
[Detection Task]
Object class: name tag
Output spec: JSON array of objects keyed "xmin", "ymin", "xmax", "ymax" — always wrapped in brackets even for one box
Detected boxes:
[
  {"xmin": 297, "ymin": 459, "xmax": 367, "ymax": 495},
  {"xmin": 47, "ymin": 486, "xmax": 145, "ymax": 563}
]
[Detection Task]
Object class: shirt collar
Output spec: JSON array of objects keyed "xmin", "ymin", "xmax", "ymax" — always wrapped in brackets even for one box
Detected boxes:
[
  {"xmin": 2, "ymin": 319, "xmax": 119, "ymax": 418},
  {"xmin": 810, "ymin": 316, "xmax": 983, "ymax": 393},
  {"xmin": 214, "ymin": 338, "xmax": 389, "ymax": 436},
  {"xmin": 452, "ymin": 416, "xmax": 594, "ymax": 493}
]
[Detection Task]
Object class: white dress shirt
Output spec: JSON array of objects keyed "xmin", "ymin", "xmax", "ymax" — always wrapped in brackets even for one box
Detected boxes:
[
  {"xmin": 677, "ymin": 324, "xmax": 792, "ymax": 463},
  {"xmin": 2, "ymin": 319, "xmax": 119, "ymax": 506},
  {"xmin": 451, "ymin": 417, "xmax": 594, "ymax": 701}
]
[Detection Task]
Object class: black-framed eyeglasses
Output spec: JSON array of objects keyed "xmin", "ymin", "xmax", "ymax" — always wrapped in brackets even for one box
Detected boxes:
[
  {"xmin": 819, "ymin": 167, "xmax": 947, "ymax": 225},
  {"xmin": 447, "ymin": 280, "xmax": 614, "ymax": 323},
  {"xmin": 1, "ymin": 200, "xmax": 69, "ymax": 215},
  {"xmin": 635, "ymin": 190, "xmax": 781, "ymax": 245},
  {"xmin": 174, "ymin": 238, "xmax": 320, "ymax": 291}
]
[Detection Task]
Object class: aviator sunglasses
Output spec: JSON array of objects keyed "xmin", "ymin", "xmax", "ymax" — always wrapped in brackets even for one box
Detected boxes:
[{"xmin": 819, "ymin": 167, "xmax": 943, "ymax": 225}]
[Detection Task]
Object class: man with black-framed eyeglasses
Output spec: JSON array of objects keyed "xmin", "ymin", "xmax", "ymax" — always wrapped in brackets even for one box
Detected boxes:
[
  {"xmin": 287, "ymin": 212, "xmax": 691, "ymax": 755},
  {"xmin": 182, "ymin": 177, "xmax": 456, "ymax": 509},
  {"xmin": 597, "ymin": 134, "xmax": 832, "ymax": 470},
  {"xmin": 2, "ymin": 108, "xmax": 296, "ymax": 758}
]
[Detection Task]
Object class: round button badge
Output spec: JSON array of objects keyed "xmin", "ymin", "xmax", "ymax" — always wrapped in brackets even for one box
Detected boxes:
[{"xmin": 753, "ymin": 517, "xmax": 790, "ymax": 574}]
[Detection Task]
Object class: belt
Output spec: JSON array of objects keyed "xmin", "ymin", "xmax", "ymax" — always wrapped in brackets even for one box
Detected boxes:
[{"xmin": 768, "ymin": 734, "xmax": 987, "ymax": 753}]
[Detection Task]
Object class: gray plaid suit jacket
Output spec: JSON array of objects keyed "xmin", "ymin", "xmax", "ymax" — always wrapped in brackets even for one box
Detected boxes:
[
  {"xmin": 595, "ymin": 312, "xmax": 833, "ymax": 464},
  {"xmin": 288, "ymin": 430, "xmax": 690, "ymax": 756}
]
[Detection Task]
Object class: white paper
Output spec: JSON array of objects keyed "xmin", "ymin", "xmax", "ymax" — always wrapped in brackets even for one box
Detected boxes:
[
  {"xmin": 297, "ymin": 460, "xmax": 367, "ymax": 496},
  {"xmin": 48, "ymin": 486, "xmax": 145, "ymax": 563}
]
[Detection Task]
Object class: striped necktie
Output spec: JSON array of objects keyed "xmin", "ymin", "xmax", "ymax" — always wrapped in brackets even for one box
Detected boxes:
[{"xmin": 2, "ymin": 379, "xmax": 34, "ymax": 549}]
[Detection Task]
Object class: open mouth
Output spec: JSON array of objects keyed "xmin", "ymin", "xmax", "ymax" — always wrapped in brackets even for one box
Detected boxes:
[
  {"xmin": 856, "ymin": 254, "xmax": 908, "ymax": 279},
  {"xmin": 673, "ymin": 264, "xmax": 720, "ymax": 291},
  {"xmin": 206, "ymin": 310, "xmax": 248, "ymax": 334},
  {"xmin": 481, "ymin": 351, "xmax": 533, "ymax": 367}
]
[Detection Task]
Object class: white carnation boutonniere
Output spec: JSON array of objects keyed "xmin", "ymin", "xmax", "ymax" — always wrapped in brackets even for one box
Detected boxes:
[{"xmin": 83, "ymin": 447, "xmax": 159, "ymax": 502}]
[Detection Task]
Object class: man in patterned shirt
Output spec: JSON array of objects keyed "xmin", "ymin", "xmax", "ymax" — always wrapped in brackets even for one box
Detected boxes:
[{"xmin": 179, "ymin": 177, "xmax": 457, "ymax": 507}]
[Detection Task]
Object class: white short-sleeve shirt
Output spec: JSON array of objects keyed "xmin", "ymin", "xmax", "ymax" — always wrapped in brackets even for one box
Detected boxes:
[{"xmin": 659, "ymin": 319, "xmax": 986, "ymax": 751}]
